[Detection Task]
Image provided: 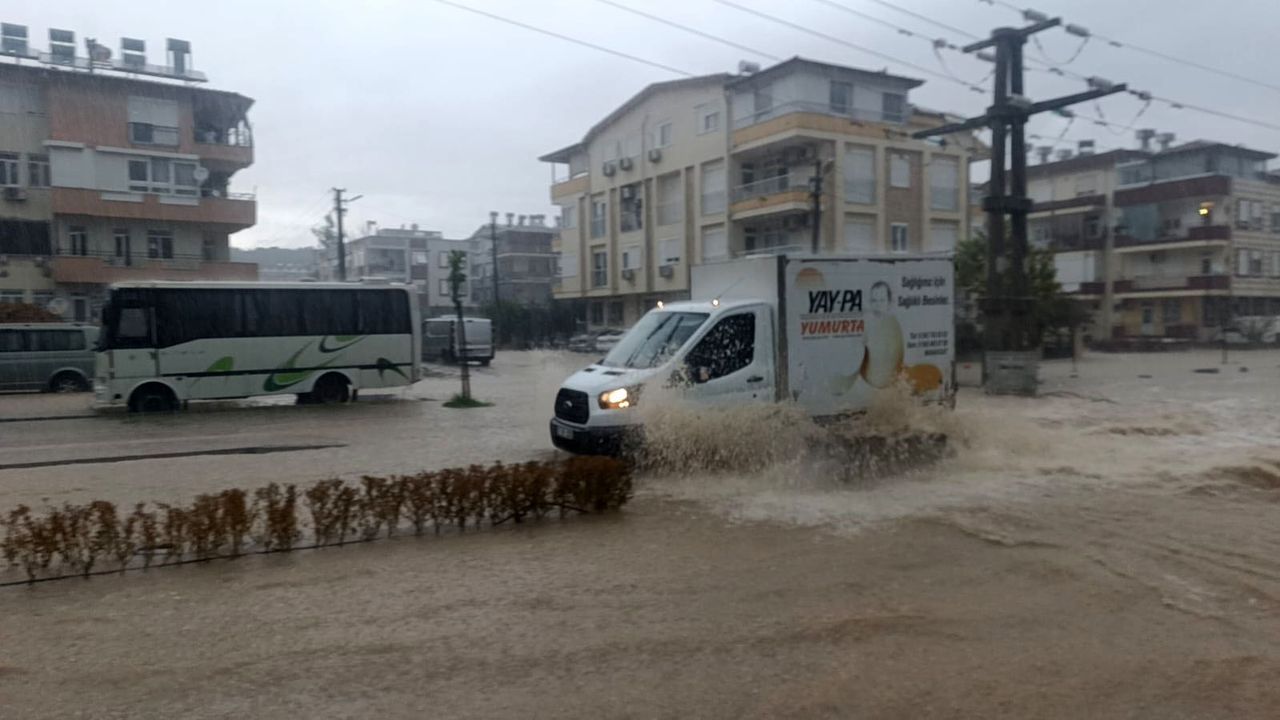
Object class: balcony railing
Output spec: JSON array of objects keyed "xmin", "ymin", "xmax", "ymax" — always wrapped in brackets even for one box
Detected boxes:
[
  {"xmin": 736, "ymin": 243, "xmax": 808, "ymax": 258},
  {"xmin": 1115, "ymin": 224, "xmax": 1231, "ymax": 248},
  {"xmin": 1113, "ymin": 275, "xmax": 1230, "ymax": 293},
  {"xmin": 733, "ymin": 100, "xmax": 904, "ymax": 130},
  {"xmin": 194, "ymin": 126, "xmax": 253, "ymax": 148},
  {"xmin": 732, "ymin": 175, "xmax": 792, "ymax": 202}
]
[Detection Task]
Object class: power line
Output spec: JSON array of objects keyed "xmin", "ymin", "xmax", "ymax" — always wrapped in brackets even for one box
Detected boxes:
[
  {"xmin": 592, "ymin": 0, "xmax": 783, "ymax": 62},
  {"xmin": 711, "ymin": 0, "xmax": 986, "ymax": 93},
  {"xmin": 428, "ymin": 0, "xmax": 694, "ymax": 77},
  {"xmin": 857, "ymin": 0, "xmax": 982, "ymax": 40},
  {"xmin": 981, "ymin": 0, "xmax": 1280, "ymax": 95}
]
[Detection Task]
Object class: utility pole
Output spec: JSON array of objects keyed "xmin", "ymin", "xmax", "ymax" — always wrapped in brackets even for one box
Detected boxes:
[
  {"xmin": 913, "ymin": 18, "xmax": 1125, "ymax": 393},
  {"xmin": 809, "ymin": 159, "xmax": 824, "ymax": 254},
  {"xmin": 331, "ymin": 188, "xmax": 362, "ymax": 281}
]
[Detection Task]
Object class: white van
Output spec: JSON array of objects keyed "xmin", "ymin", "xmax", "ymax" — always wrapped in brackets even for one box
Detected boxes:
[
  {"xmin": 423, "ymin": 317, "xmax": 494, "ymax": 366},
  {"xmin": 550, "ymin": 254, "xmax": 955, "ymax": 454}
]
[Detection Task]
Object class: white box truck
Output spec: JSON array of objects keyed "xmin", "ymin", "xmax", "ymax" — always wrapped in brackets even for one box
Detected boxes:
[{"xmin": 550, "ymin": 253, "xmax": 955, "ymax": 454}]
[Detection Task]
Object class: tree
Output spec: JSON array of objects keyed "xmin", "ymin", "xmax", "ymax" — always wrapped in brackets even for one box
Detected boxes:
[
  {"xmin": 312, "ymin": 215, "xmax": 337, "ymax": 278},
  {"xmin": 954, "ymin": 231, "xmax": 1090, "ymax": 351}
]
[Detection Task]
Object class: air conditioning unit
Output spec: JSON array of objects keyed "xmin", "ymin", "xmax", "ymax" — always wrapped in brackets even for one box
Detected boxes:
[
  {"xmin": 3, "ymin": 187, "xmax": 27, "ymax": 201},
  {"xmin": 621, "ymin": 268, "xmax": 636, "ymax": 282},
  {"xmin": 602, "ymin": 161, "xmax": 617, "ymax": 177},
  {"xmin": 618, "ymin": 156, "xmax": 634, "ymax": 171},
  {"xmin": 659, "ymin": 264, "xmax": 675, "ymax": 278},
  {"xmin": 647, "ymin": 148, "xmax": 663, "ymax": 163}
]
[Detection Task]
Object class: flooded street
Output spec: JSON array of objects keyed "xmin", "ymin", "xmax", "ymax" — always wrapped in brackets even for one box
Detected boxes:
[{"xmin": 2, "ymin": 350, "xmax": 1280, "ymax": 718}]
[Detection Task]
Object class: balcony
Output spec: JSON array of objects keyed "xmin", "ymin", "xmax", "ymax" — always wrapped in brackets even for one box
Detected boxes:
[
  {"xmin": 733, "ymin": 101, "xmax": 903, "ymax": 131},
  {"xmin": 1112, "ymin": 275, "xmax": 1230, "ymax": 294},
  {"xmin": 52, "ymin": 188, "xmax": 256, "ymax": 230},
  {"xmin": 732, "ymin": 175, "xmax": 793, "ymax": 203},
  {"xmin": 195, "ymin": 131, "xmax": 254, "ymax": 168},
  {"xmin": 551, "ymin": 174, "xmax": 590, "ymax": 200},
  {"xmin": 732, "ymin": 102, "xmax": 901, "ymax": 151},
  {"xmin": 1114, "ymin": 224, "xmax": 1230, "ymax": 251},
  {"xmin": 51, "ymin": 252, "xmax": 258, "ymax": 285}
]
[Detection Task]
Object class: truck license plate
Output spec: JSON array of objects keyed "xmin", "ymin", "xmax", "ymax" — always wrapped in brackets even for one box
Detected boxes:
[{"xmin": 555, "ymin": 425, "xmax": 575, "ymax": 440}]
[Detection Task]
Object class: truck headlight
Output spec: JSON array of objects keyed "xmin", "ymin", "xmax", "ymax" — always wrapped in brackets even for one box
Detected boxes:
[{"xmin": 599, "ymin": 386, "xmax": 639, "ymax": 410}]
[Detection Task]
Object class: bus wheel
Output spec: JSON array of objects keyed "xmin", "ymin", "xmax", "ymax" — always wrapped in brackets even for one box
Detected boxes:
[
  {"xmin": 129, "ymin": 385, "xmax": 177, "ymax": 413},
  {"xmin": 313, "ymin": 374, "xmax": 351, "ymax": 404},
  {"xmin": 50, "ymin": 371, "xmax": 88, "ymax": 393}
]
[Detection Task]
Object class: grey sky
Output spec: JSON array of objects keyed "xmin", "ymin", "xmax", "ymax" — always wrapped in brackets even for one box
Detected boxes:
[{"xmin": 14, "ymin": 0, "xmax": 1280, "ymax": 247}]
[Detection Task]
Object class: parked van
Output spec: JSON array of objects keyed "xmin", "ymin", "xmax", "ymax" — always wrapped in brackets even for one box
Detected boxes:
[
  {"xmin": 0, "ymin": 323, "xmax": 98, "ymax": 393},
  {"xmin": 550, "ymin": 254, "xmax": 955, "ymax": 454},
  {"xmin": 423, "ymin": 317, "xmax": 494, "ymax": 366}
]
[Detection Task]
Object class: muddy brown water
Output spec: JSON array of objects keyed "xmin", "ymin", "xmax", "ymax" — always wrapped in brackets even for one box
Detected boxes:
[{"xmin": 1, "ymin": 350, "xmax": 1279, "ymax": 718}]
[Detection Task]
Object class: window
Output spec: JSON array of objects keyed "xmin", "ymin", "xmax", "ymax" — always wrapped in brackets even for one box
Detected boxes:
[
  {"xmin": 697, "ymin": 104, "xmax": 720, "ymax": 134},
  {"xmin": 173, "ymin": 162, "xmax": 197, "ymax": 195},
  {"xmin": 591, "ymin": 247, "xmax": 608, "ymax": 287},
  {"xmin": 927, "ymin": 222, "xmax": 958, "ymax": 253},
  {"xmin": 928, "ymin": 156, "xmax": 959, "ymax": 211},
  {"xmin": 147, "ymin": 230, "xmax": 174, "ymax": 259},
  {"xmin": 686, "ymin": 313, "xmax": 755, "ymax": 382},
  {"xmin": 115, "ymin": 307, "xmax": 151, "ymax": 348},
  {"xmin": 126, "ymin": 157, "xmax": 197, "ymax": 194},
  {"xmin": 68, "ymin": 226, "xmax": 88, "ymax": 256},
  {"xmin": 830, "ymin": 81, "xmax": 852, "ymax": 114},
  {"xmin": 608, "ymin": 301, "xmax": 624, "ymax": 326},
  {"xmin": 1162, "ymin": 299, "xmax": 1181, "ymax": 324},
  {"xmin": 882, "ymin": 93, "xmax": 906, "ymax": 122},
  {"xmin": 1074, "ymin": 173, "xmax": 1098, "ymax": 197},
  {"xmin": 412, "ymin": 251, "xmax": 428, "ymax": 265},
  {"xmin": 890, "ymin": 154, "xmax": 911, "ymax": 188},
  {"xmin": 590, "ymin": 302, "xmax": 605, "ymax": 326},
  {"xmin": 560, "ymin": 203, "xmax": 577, "ymax": 229},
  {"xmin": 202, "ymin": 237, "xmax": 217, "ymax": 262},
  {"xmin": 1200, "ymin": 252, "xmax": 1213, "ymax": 276},
  {"xmin": 113, "ymin": 230, "xmax": 131, "ymax": 262},
  {"xmin": 0, "ymin": 291, "xmax": 24, "ymax": 305},
  {"xmin": 1084, "ymin": 215, "xmax": 1102, "ymax": 239},
  {"xmin": 701, "ymin": 225, "xmax": 727, "ymax": 262},
  {"xmin": 30, "ymin": 329, "xmax": 85, "ymax": 352},
  {"xmin": 654, "ymin": 121, "xmax": 672, "ymax": 149},
  {"xmin": 438, "ymin": 252, "xmax": 450, "ymax": 268},
  {"xmin": 661, "ymin": 237, "xmax": 682, "ymax": 265},
  {"xmin": 129, "ymin": 122, "xmax": 179, "ymax": 146},
  {"xmin": 128, "ymin": 160, "xmax": 149, "ymax": 191},
  {"xmin": 890, "ymin": 223, "xmax": 909, "ymax": 253},
  {"xmin": 0, "ymin": 152, "xmax": 19, "ymax": 186},
  {"xmin": 753, "ymin": 85, "xmax": 773, "ymax": 116},
  {"xmin": 1249, "ymin": 249, "xmax": 1264, "ymax": 276},
  {"xmin": 622, "ymin": 244, "xmax": 641, "ymax": 271},
  {"xmin": 701, "ymin": 160, "xmax": 726, "ymax": 215},
  {"xmin": 590, "ymin": 196, "xmax": 607, "ymax": 238},
  {"xmin": 0, "ymin": 329, "xmax": 25, "ymax": 352},
  {"xmin": 27, "ymin": 154, "xmax": 49, "ymax": 187},
  {"xmin": 843, "ymin": 146, "xmax": 876, "ymax": 204},
  {"xmin": 656, "ymin": 173, "xmax": 682, "ymax": 225},
  {"xmin": 843, "ymin": 216, "xmax": 875, "ymax": 253},
  {"xmin": 559, "ymin": 251, "xmax": 578, "ymax": 278},
  {"xmin": 439, "ymin": 279, "xmax": 450, "ymax": 296},
  {"xmin": 620, "ymin": 184, "xmax": 643, "ymax": 233}
]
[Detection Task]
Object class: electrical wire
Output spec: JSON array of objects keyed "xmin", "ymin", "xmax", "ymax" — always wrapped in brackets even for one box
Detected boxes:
[
  {"xmin": 711, "ymin": 0, "xmax": 985, "ymax": 92},
  {"xmin": 592, "ymin": 0, "xmax": 783, "ymax": 62},
  {"xmin": 1032, "ymin": 33, "xmax": 1089, "ymax": 66},
  {"xmin": 428, "ymin": 0, "xmax": 694, "ymax": 77},
  {"xmin": 982, "ymin": 0, "xmax": 1280, "ymax": 95},
  {"xmin": 858, "ymin": 0, "xmax": 982, "ymax": 40}
]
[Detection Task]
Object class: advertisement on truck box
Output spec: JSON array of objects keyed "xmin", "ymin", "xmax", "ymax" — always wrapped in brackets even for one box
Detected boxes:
[{"xmin": 785, "ymin": 258, "xmax": 953, "ymax": 416}]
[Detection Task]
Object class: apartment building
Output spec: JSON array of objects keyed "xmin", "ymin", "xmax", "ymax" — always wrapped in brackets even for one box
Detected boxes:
[
  {"xmin": 1027, "ymin": 136, "xmax": 1280, "ymax": 340},
  {"xmin": 0, "ymin": 27, "xmax": 256, "ymax": 321},
  {"xmin": 541, "ymin": 57, "xmax": 976, "ymax": 329},
  {"xmin": 469, "ymin": 212, "xmax": 558, "ymax": 308},
  {"xmin": 338, "ymin": 223, "xmax": 478, "ymax": 318}
]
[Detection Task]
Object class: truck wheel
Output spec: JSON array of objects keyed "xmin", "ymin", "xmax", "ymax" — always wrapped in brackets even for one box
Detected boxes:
[
  {"xmin": 312, "ymin": 373, "xmax": 350, "ymax": 404},
  {"xmin": 129, "ymin": 385, "xmax": 177, "ymax": 413},
  {"xmin": 50, "ymin": 371, "xmax": 88, "ymax": 393}
]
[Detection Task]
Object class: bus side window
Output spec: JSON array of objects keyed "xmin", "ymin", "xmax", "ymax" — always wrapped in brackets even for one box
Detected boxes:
[{"xmin": 116, "ymin": 307, "xmax": 151, "ymax": 347}]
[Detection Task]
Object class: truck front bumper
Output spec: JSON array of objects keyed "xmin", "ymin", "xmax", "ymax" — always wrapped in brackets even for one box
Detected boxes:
[{"xmin": 549, "ymin": 418, "xmax": 637, "ymax": 456}]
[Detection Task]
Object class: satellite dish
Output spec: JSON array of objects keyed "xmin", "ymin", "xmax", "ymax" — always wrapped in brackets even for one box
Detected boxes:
[
  {"xmin": 47, "ymin": 297, "xmax": 68, "ymax": 315},
  {"xmin": 192, "ymin": 166, "xmax": 209, "ymax": 183}
]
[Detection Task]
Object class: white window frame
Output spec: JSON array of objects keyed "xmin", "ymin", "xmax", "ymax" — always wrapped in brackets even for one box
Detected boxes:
[
  {"xmin": 701, "ymin": 160, "xmax": 726, "ymax": 215},
  {"xmin": 843, "ymin": 216, "xmax": 875, "ymax": 253},
  {"xmin": 27, "ymin": 153, "xmax": 50, "ymax": 188},
  {"xmin": 843, "ymin": 146, "xmax": 876, "ymax": 204},
  {"xmin": 68, "ymin": 226, "xmax": 89, "ymax": 256},
  {"xmin": 701, "ymin": 225, "xmax": 727, "ymax": 262},
  {"xmin": 438, "ymin": 251, "xmax": 450, "ymax": 268},
  {"xmin": 890, "ymin": 154, "xmax": 911, "ymax": 189},
  {"xmin": 622, "ymin": 244, "xmax": 642, "ymax": 271},
  {"xmin": 438, "ymin": 278, "xmax": 450, "ymax": 296},
  {"xmin": 590, "ymin": 196, "xmax": 607, "ymax": 239},
  {"xmin": 660, "ymin": 237, "xmax": 682, "ymax": 266},
  {"xmin": 591, "ymin": 247, "xmax": 608, "ymax": 288},
  {"xmin": 927, "ymin": 221, "xmax": 959, "ymax": 253},
  {"xmin": 0, "ymin": 152, "xmax": 20, "ymax": 186},
  {"xmin": 127, "ymin": 156, "xmax": 198, "ymax": 196},
  {"xmin": 655, "ymin": 121, "xmax": 672, "ymax": 149},
  {"xmin": 561, "ymin": 203, "xmax": 577, "ymax": 229},
  {"xmin": 890, "ymin": 223, "xmax": 909, "ymax": 253},
  {"xmin": 1074, "ymin": 172, "xmax": 1098, "ymax": 197},
  {"xmin": 697, "ymin": 104, "xmax": 721, "ymax": 134},
  {"xmin": 559, "ymin": 251, "xmax": 578, "ymax": 279},
  {"xmin": 928, "ymin": 156, "xmax": 959, "ymax": 211},
  {"xmin": 829, "ymin": 81, "xmax": 852, "ymax": 114}
]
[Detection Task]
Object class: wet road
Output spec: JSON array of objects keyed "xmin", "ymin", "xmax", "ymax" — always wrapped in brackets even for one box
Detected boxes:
[{"xmin": 2, "ymin": 350, "xmax": 1280, "ymax": 718}]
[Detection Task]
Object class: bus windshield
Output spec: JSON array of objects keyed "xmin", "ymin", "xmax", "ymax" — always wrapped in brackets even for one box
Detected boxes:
[{"xmin": 600, "ymin": 311, "xmax": 708, "ymax": 369}]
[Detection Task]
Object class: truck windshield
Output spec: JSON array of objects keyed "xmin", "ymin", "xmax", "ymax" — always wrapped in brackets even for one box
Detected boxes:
[{"xmin": 600, "ymin": 311, "xmax": 708, "ymax": 369}]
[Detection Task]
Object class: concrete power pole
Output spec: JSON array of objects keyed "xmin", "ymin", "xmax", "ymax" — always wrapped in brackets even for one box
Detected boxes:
[
  {"xmin": 913, "ymin": 17, "xmax": 1125, "ymax": 394},
  {"xmin": 489, "ymin": 210, "xmax": 500, "ymax": 307},
  {"xmin": 332, "ymin": 188, "xmax": 362, "ymax": 281},
  {"xmin": 809, "ymin": 159, "xmax": 823, "ymax": 254}
]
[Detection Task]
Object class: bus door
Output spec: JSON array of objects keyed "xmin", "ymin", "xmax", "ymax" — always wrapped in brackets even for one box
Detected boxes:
[{"xmin": 107, "ymin": 294, "xmax": 160, "ymax": 381}]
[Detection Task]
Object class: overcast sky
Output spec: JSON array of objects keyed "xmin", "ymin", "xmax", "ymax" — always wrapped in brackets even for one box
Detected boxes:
[{"xmin": 13, "ymin": 0, "xmax": 1280, "ymax": 247}]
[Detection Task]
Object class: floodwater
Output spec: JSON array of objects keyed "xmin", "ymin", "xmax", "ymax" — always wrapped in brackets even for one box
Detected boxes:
[{"xmin": 1, "ymin": 350, "xmax": 1279, "ymax": 718}]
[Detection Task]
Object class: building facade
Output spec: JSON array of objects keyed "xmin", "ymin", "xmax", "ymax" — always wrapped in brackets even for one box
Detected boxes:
[
  {"xmin": 1026, "ymin": 139, "xmax": 1280, "ymax": 341},
  {"xmin": 541, "ymin": 57, "xmax": 976, "ymax": 329},
  {"xmin": 469, "ymin": 212, "xmax": 558, "ymax": 308},
  {"xmin": 0, "ymin": 30, "xmax": 256, "ymax": 321},
  {"xmin": 338, "ymin": 224, "xmax": 478, "ymax": 319}
]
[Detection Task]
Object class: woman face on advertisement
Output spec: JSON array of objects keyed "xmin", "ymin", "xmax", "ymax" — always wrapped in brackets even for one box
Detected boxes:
[{"xmin": 869, "ymin": 281, "xmax": 892, "ymax": 317}]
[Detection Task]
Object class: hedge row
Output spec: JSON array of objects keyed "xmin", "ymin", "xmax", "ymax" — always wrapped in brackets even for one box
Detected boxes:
[{"xmin": 0, "ymin": 457, "xmax": 631, "ymax": 585}]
